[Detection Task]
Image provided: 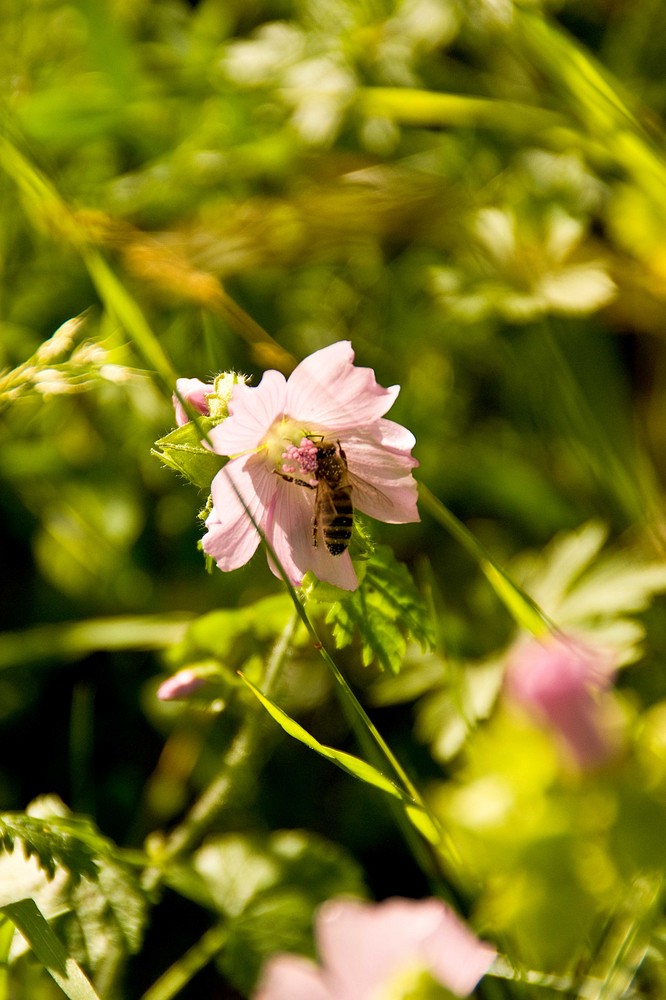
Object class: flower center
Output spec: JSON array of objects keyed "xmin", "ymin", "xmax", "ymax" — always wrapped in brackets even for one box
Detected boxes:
[
  {"xmin": 263, "ymin": 417, "xmax": 324, "ymax": 482},
  {"xmin": 281, "ymin": 437, "xmax": 319, "ymax": 482}
]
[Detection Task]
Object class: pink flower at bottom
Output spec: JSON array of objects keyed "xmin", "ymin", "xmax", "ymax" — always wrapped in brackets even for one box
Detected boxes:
[
  {"xmin": 200, "ymin": 342, "xmax": 420, "ymax": 591},
  {"xmin": 173, "ymin": 377, "xmax": 213, "ymax": 426},
  {"xmin": 505, "ymin": 633, "xmax": 618, "ymax": 769},
  {"xmin": 253, "ymin": 897, "xmax": 496, "ymax": 1000}
]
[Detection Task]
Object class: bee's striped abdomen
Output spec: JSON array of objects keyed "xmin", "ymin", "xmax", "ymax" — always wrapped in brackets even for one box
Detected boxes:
[{"xmin": 321, "ymin": 485, "xmax": 354, "ymax": 555}]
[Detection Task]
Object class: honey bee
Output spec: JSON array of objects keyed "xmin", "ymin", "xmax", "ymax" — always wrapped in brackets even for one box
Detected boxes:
[{"xmin": 276, "ymin": 438, "xmax": 354, "ymax": 555}]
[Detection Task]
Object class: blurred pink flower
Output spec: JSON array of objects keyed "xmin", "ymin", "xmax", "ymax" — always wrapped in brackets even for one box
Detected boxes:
[
  {"xmin": 173, "ymin": 377, "xmax": 213, "ymax": 426},
  {"xmin": 200, "ymin": 341, "xmax": 419, "ymax": 590},
  {"xmin": 157, "ymin": 668, "xmax": 205, "ymax": 701},
  {"xmin": 505, "ymin": 633, "xmax": 619, "ymax": 768},
  {"xmin": 253, "ymin": 897, "xmax": 496, "ymax": 1000}
]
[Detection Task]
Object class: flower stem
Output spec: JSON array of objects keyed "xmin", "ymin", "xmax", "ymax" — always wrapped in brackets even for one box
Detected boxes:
[
  {"xmin": 141, "ymin": 610, "xmax": 300, "ymax": 894},
  {"xmin": 139, "ymin": 924, "xmax": 228, "ymax": 1000}
]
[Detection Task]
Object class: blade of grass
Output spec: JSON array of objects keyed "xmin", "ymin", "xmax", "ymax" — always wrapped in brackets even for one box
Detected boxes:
[
  {"xmin": 239, "ymin": 672, "xmax": 442, "ymax": 847},
  {"xmin": 512, "ymin": 8, "xmax": 666, "ymax": 207},
  {"xmin": 1, "ymin": 899, "xmax": 102, "ymax": 1000},
  {"xmin": 0, "ymin": 135, "xmax": 177, "ymax": 393},
  {"xmin": 359, "ymin": 88, "xmax": 565, "ymax": 133},
  {"xmin": 418, "ymin": 483, "xmax": 552, "ymax": 637},
  {"xmin": 0, "ymin": 917, "xmax": 13, "ymax": 1000}
]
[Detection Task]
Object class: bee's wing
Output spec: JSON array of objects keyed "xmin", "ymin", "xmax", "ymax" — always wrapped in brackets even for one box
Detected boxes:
[{"xmin": 347, "ymin": 470, "xmax": 389, "ymax": 511}]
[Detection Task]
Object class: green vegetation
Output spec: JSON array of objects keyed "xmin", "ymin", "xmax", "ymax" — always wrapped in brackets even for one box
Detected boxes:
[{"xmin": 3, "ymin": 1, "xmax": 666, "ymax": 997}]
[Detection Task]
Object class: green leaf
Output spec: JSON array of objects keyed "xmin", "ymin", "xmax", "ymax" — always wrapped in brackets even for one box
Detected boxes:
[
  {"xmin": 314, "ymin": 545, "xmax": 435, "ymax": 674},
  {"xmin": 0, "ymin": 614, "xmax": 193, "ymax": 670},
  {"xmin": 178, "ymin": 594, "xmax": 297, "ymax": 664},
  {"xmin": 240, "ymin": 674, "xmax": 441, "ymax": 846},
  {"xmin": 0, "ymin": 814, "xmax": 100, "ymax": 886},
  {"xmin": 152, "ymin": 419, "xmax": 224, "ymax": 489},
  {"xmin": 1, "ymin": 898, "xmax": 102, "ymax": 1000},
  {"xmin": 514, "ymin": 520, "xmax": 666, "ymax": 664},
  {"xmin": 0, "ymin": 798, "xmax": 147, "ymax": 975}
]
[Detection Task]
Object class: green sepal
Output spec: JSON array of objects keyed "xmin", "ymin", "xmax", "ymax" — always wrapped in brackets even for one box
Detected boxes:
[{"xmin": 152, "ymin": 419, "xmax": 224, "ymax": 489}]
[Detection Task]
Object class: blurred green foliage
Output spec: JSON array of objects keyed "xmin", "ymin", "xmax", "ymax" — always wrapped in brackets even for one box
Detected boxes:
[{"xmin": 4, "ymin": 0, "xmax": 666, "ymax": 997}]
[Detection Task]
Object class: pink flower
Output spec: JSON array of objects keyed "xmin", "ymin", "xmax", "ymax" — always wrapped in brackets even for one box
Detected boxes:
[
  {"xmin": 253, "ymin": 897, "xmax": 496, "ymax": 1000},
  {"xmin": 157, "ymin": 668, "xmax": 206, "ymax": 701},
  {"xmin": 200, "ymin": 342, "xmax": 419, "ymax": 591},
  {"xmin": 173, "ymin": 377, "xmax": 213, "ymax": 426},
  {"xmin": 505, "ymin": 633, "xmax": 619, "ymax": 768}
]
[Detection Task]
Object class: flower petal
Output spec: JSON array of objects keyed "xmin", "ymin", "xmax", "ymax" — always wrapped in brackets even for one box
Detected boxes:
[
  {"xmin": 157, "ymin": 669, "xmax": 205, "ymax": 701},
  {"xmin": 264, "ymin": 477, "xmax": 314, "ymax": 586},
  {"xmin": 505, "ymin": 634, "xmax": 619, "ymax": 769},
  {"xmin": 266, "ymin": 478, "xmax": 358, "ymax": 590},
  {"xmin": 316, "ymin": 898, "xmax": 438, "ymax": 995},
  {"xmin": 316, "ymin": 899, "xmax": 407, "ymax": 995},
  {"xmin": 307, "ymin": 539, "xmax": 358, "ymax": 591},
  {"xmin": 208, "ymin": 370, "xmax": 288, "ymax": 456},
  {"xmin": 201, "ymin": 456, "xmax": 275, "ymax": 571},
  {"xmin": 254, "ymin": 954, "xmax": 332, "ymax": 1000},
  {"xmin": 317, "ymin": 898, "xmax": 495, "ymax": 999},
  {"xmin": 371, "ymin": 418, "xmax": 418, "ymax": 459},
  {"xmin": 421, "ymin": 903, "xmax": 497, "ymax": 997},
  {"xmin": 286, "ymin": 341, "xmax": 399, "ymax": 431},
  {"xmin": 343, "ymin": 432, "xmax": 420, "ymax": 524}
]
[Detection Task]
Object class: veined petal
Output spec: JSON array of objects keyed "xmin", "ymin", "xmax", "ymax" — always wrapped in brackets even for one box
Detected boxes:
[
  {"xmin": 254, "ymin": 954, "xmax": 332, "ymax": 1000},
  {"xmin": 208, "ymin": 370, "xmax": 288, "ymax": 457},
  {"xmin": 286, "ymin": 341, "xmax": 399, "ymax": 431},
  {"xmin": 371, "ymin": 418, "xmax": 418, "ymax": 459},
  {"xmin": 266, "ymin": 478, "xmax": 358, "ymax": 590},
  {"xmin": 264, "ymin": 478, "xmax": 314, "ymax": 586},
  {"xmin": 201, "ymin": 456, "xmax": 274, "ymax": 571}
]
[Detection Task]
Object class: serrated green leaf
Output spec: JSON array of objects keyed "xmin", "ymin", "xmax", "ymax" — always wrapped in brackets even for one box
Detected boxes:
[
  {"xmin": 152, "ymin": 419, "xmax": 224, "ymax": 489},
  {"xmin": 0, "ymin": 799, "xmax": 147, "ymax": 978},
  {"xmin": 71, "ymin": 856, "xmax": 147, "ymax": 966},
  {"xmin": 2, "ymin": 898, "xmax": 102, "ymax": 1000},
  {"xmin": 0, "ymin": 815, "xmax": 99, "ymax": 885},
  {"xmin": 314, "ymin": 545, "xmax": 435, "ymax": 674}
]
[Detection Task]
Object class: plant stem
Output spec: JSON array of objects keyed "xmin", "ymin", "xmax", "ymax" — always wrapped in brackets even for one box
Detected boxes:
[
  {"xmin": 141, "ymin": 610, "xmax": 300, "ymax": 894},
  {"xmin": 139, "ymin": 924, "xmax": 227, "ymax": 1000}
]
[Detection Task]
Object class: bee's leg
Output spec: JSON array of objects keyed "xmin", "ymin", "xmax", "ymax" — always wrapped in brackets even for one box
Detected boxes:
[
  {"xmin": 273, "ymin": 471, "xmax": 316, "ymax": 489},
  {"xmin": 336, "ymin": 440, "xmax": 347, "ymax": 463},
  {"xmin": 312, "ymin": 492, "xmax": 319, "ymax": 548}
]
